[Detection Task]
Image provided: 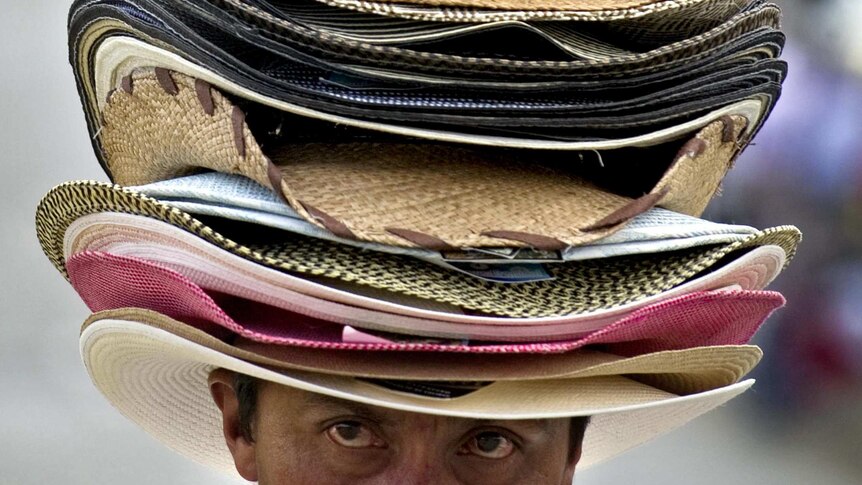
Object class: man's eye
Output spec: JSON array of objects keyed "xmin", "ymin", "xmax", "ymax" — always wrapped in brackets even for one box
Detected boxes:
[
  {"xmin": 461, "ymin": 431, "xmax": 515, "ymax": 459},
  {"xmin": 325, "ymin": 421, "xmax": 386, "ymax": 449}
]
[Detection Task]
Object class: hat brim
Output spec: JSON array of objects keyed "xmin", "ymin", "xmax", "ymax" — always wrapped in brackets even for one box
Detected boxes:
[
  {"xmin": 68, "ymin": 247, "xmax": 784, "ymax": 347},
  {"xmin": 88, "ymin": 36, "xmax": 767, "ymax": 150},
  {"xmin": 36, "ymin": 182, "xmax": 800, "ymax": 319},
  {"xmin": 62, "ymin": 212, "xmax": 788, "ymax": 336},
  {"xmin": 82, "ymin": 307, "xmax": 762, "ymax": 386},
  {"xmin": 131, "ymin": 173, "xmax": 763, "ymax": 263},
  {"xmin": 81, "ymin": 315, "xmax": 755, "ymax": 472}
]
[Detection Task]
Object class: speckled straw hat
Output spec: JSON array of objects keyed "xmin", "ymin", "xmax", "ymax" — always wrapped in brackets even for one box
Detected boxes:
[
  {"xmin": 36, "ymin": 181, "xmax": 801, "ymax": 319},
  {"xmin": 80, "ymin": 313, "xmax": 757, "ymax": 472},
  {"xmin": 99, "ymin": 68, "xmax": 751, "ymax": 249}
]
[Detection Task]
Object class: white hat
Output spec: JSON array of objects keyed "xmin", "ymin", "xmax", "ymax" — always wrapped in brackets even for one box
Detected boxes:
[{"xmin": 81, "ymin": 315, "xmax": 755, "ymax": 474}]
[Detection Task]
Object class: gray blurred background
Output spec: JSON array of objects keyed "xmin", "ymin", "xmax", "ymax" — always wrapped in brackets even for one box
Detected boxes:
[{"xmin": 1, "ymin": 0, "xmax": 860, "ymax": 483}]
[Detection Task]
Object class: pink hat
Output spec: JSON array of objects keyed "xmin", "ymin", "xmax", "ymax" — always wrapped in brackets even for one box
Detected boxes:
[{"xmin": 68, "ymin": 251, "xmax": 784, "ymax": 355}]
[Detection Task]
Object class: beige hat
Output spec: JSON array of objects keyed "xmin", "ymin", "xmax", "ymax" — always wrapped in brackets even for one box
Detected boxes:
[
  {"xmin": 83, "ymin": 307, "xmax": 763, "ymax": 388},
  {"xmin": 81, "ymin": 314, "xmax": 756, "ymax": 472},
  {"xmin": 36, "ymin": 181, "xmax": 801, "ymax": 318},
  {"xmin": 100, "ymin": 68, "xmax": 749, "ymax": 249}
]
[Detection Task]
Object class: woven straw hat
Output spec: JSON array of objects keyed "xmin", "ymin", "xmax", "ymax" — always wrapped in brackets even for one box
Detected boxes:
[
  {"xmin": 82, "ymin": 306, "xmax": 763, "ymax": 383},
  {"xmin": 130, "ymin": 172, "xmax": 765, "ymax": 264},
  {"xmin": 68, "ymin": 249, "xmax": 784, "ymax": 346},
  {"xmin": 37, "ymin": 181, "xmax": 801, "ymax": 319},
  {"xmin": 80, "ymin": 314, "xmax": 756, "ymax": 472},
  {"xmin": 62, "ymin": 212, "xmax": 788, "ymax": 338},
  {"xmin": 99, "ymin": 69, "xmax": 751, "ymax": 249}
]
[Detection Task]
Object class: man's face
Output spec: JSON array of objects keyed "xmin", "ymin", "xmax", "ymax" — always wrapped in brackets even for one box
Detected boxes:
[{"xmin": 210, "ymin": 371, "xmax": 581, "ymax": 485}]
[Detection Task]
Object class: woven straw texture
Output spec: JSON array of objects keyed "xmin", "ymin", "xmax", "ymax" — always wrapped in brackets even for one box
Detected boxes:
[
  {"xmin": 100, "ymin": 69, "xmax": 745, "ymax": 248},
  {"xmin": 81, "ymin": 306, "xmax": 763, "ymax": 385},
  {"xmin": 68, "ymin": 250, "xmax": 783, "ymax": 353},
  {"xmin": 80, "ymin": 316, "xmax": 754, "ymax": 472},
  {"xmin": 315, "ymin": 0, "xmax": 751, "ymax": 22},
  {"xmin": 216, "ymin": 0, "xmax": 776, "ymax": 72},
  {"xmin": 63, "ymin": 213, "xmax": 787, "ymax": 336},
  {"xmin": 36, "ymin": 181, "xmax": 800, "ymax": 318},
  {"xmin": 103, "ymin": 70, "xmax": 619, "ymax": 248}
]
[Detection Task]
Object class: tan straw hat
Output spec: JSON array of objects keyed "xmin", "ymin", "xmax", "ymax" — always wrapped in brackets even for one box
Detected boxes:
[
  {"xmin": 83, "ymin": 307, "xmax": 762, "ymax": 387},
  {"xmin": 37, "ymin": 181, "xmax": 800, "ymax": 318},
  {"xmin": 80, "ymin": 314, "xmax": 756, "ymax": 472},
  {"xmin": 98, "ymin": 68, "xmax": 752, "ymax": 249}
]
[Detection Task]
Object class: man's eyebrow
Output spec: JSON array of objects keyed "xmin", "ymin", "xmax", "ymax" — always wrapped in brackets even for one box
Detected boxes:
[
  {"xmin": 294, "ymin": 392, "xmax": 557, "ymax": 434},
  {"xmin": 297, "ymin": 392, "xmax": 398, "ymax": 425},
  {"xmin": 468, "ymin": 418, "xmax": 552, "ymax": 434}
]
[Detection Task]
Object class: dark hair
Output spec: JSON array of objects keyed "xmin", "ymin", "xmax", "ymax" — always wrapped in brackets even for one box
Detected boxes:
[
  {"xmin": 235, "ymin": 372, "xmax": 259, "ymax": 442},
  {"xmin": 233, "ymin": 373, "xmax": 590, "ymax": 454}
]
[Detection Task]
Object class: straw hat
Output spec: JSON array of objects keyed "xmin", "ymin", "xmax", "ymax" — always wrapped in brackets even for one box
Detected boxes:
[
  {"xmin": 62, "ymin": 212, "xmax": 788, "ymax": 338},
  {"xmin": 67, "ymin": 249, "xmax": 785, "ymax": 344},
  {"xmin": 82, "ymin": 306, "xmax": 763, "ymax": 383},
  {"xmin": 37, "ymin": 181, "xmax": 800, "ymax": 318},
  {"xmin": 131, "ymin": 172, "xmax": 765, "ymax": 264},
  {"xmin": 98, "ymin": 68, "xmax": 751, "ymax": 249},
  {"xmin": 80, "ymin": 314, "xmax": 757, "ymax": 472}
]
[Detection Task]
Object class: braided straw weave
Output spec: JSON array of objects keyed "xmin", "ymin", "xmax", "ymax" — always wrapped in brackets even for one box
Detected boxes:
[
  {"xmin": 216, "ymin": 0, "xmax": 776, "ymax": 73},
  {"xmin": 99, "ymin": 69, "xmax": 746, "ymax": 249},
  {"xmin": 37, "ymin": 181, "xmax": 801, "ymax": 318},
  {"xmin": 315, "ymin": 0, "xmax": 751, "ymax": 23}
]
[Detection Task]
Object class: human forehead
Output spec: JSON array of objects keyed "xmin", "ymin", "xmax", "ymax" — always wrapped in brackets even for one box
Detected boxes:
[{"xmin": 256, "ymin": 380, "xmax": 566, "ymax": 435}]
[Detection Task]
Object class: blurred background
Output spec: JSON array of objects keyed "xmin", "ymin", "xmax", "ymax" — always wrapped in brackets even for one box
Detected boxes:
[{"xmin": 1, "ymin": 0, "xmax": 860, "ymax": 483}]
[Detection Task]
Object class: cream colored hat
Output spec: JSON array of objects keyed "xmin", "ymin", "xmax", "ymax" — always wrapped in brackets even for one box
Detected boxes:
[
  {"xmin": 83, "ymin": 307, "xmax": 763, "ymax": 385},
  {"xmin": 81, "ymin": 313, "xmax": 757, "ymax": 472}
]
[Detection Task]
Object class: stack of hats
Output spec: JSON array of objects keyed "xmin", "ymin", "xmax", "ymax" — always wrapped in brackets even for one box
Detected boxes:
[{"xmin": 39, "ymin": 0, "xmax": 800, "ymax": 474}]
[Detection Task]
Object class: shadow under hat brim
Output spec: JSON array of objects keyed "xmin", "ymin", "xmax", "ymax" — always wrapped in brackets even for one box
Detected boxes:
[{"xmin": 80, "ymin": 315, "xmax": 756, "ymax": 472}]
